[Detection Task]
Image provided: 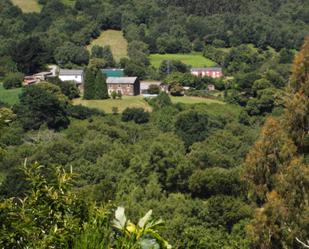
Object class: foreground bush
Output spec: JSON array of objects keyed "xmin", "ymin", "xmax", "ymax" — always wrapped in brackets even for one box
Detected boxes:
[
  {"xmin": 0, "ymin": 162, "xmax": 171, "ymax": 249},
  {"xmin": 3, "ymin": 72, "xmax": 24, "ymax": 89},
  {"xmin": 122, "ymin": 107, "xmax": 150, "ymax": 124}
]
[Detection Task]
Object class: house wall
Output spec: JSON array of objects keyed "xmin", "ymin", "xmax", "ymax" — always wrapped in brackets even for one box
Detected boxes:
[
  {"xmin": 107, "ymin": 80, "xmax": 140, "ymax": 96},
  {"xmin": 59, "ymin": 75, "xmax": 83, "ymax": 84},
  {"xmin": 191, "ymin": 70, "xmax": 222, "ymax": 78},
  {"xmin": 107, "ymin": 84, "xmax": 135, "ymax": 96}
]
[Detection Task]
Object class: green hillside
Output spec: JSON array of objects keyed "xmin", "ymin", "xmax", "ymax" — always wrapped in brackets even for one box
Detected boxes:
[
  {"xmin": 0, "ymin": 84, "xmax": 21, "ymax": 105},
  {"xmin": 150, "ymin": 53, "xmax": 216, "ymax": 68},
  {"xmin": 11, "ymin": 0, "xmax": 42, "ymax": 13},
  {"xmin": 87, "ymin": 30, "xmax": 128, "ymax": 61}
]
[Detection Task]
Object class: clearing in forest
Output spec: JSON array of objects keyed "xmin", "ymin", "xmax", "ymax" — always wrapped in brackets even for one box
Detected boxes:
[
  {"xmin": 87, "ymin": 30, "xmax": 128, "ymax": 62},
  {"xmin": 11, "ymin": 0, "xmax": 42, "ymax": 13},
  {"xmin": 0, "ymin": 84, "xmax": 22, "ymax": 106},
  {"xmin": 150, "ymin": 53, "xmax": 217, "ymax": 68},
  {"xmin": 73, "ymin": 95, "xmax": 224, "ymax": 113}
]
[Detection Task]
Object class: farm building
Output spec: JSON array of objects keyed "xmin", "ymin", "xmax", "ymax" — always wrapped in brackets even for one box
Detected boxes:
[
  {"xmin": 59, "ymin": 69, "xmax": 84, "ymax": 84},
  {"xmin": 101, "ymin": 68, "xmax": 124, "ymax": 77},
  {"xmin": 106, "ymin": 77, "xmax": 140, "ymax": 96},
  {"xmin": 191, "ymin": 67, "xmax": 223, "ymax": 78},
  {"xmin": 23, "ymin": 71, "xmax": 53, "ymax": 86}
]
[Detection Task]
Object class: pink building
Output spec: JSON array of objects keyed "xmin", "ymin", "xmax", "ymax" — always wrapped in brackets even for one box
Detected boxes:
[{"xmin": 191, "ymin": 67, "xmax": 223, "ymax": 78}]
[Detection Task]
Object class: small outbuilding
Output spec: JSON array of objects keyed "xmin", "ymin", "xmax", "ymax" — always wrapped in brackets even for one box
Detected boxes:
[
  {"xmin": 106, "ymin": 77, "xmax": 140, "ymax": 96},
  {"xmin": 59, "ymin": 69, "xmax": 84, "ymax": 85}
]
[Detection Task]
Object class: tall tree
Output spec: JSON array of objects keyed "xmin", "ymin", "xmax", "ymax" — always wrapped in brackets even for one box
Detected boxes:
[
  {"xmin": 83, "ymin": 68, "xmax": 96, "ymax": 100},
  {"xmin": 243, "ymin": 36, "xmax": 309, "ymax": 249},
  {"xmin": 94, "ymin": 71, "xmax": 108, "ymax": 99},
  {"xmin": 286, "ymin": 35, "xmax": 309, "ymax": 152}
]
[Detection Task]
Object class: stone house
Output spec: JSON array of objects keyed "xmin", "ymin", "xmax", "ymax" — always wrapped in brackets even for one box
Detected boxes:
[{"xmin": 106, "ymin": 77, "xmax": 140, "ymax": 96}]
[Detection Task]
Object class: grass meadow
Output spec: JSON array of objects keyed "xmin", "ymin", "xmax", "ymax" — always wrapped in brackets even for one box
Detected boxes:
[
  {"xmin": 11, "ymin": 0, "xmax": 42, "ymax": 13},
  {"xmin": 87, "ymin": 30, "xmax": 128, "ymax": 61},
  {"xmin": 0, "ymin": 84, "xmax": 22, "ymax": 106},
  {"xmin": 73, "ymin": 95, "xmax": 224, "ymax": 113},
  {"xmin": 150, "ymin": 53, "xmax": 217, "ymax": 68}
]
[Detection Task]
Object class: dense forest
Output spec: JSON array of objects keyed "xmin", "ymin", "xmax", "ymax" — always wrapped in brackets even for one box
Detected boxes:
[{"xmin": 0, "ymin": 0, "xmax": 309, "ymax": 248}]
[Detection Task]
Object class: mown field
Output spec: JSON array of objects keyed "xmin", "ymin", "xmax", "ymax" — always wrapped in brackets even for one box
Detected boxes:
[
  {"xmin": 0, "ymin": 84, "xmax": 21, "ymax": 106},
  {"xmin": 11, "ymin": 0, "xmax": 42, "ymax": 13},
  {"xmin": 12, "ymin": 0, "xmax": 75, "ymax": 12},
  {"xmin": 73, "ymin": 95, "xmax": 224, "ymax": 113},
  {"xmin": 150, "ymin": 53, "xmax": 216, "ymax": 68},
  {"xmin": 87, "ymin": 30, "xmax": 128, "ymax": 61}
]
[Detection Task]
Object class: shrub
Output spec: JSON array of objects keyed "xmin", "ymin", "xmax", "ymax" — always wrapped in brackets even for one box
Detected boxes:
[
  {"xmin": 147, "ymin": 92, "xmax": 172, "ymax": 110},
  {"xmin": 3, "ymin": 73, "xmax": 24, "ymax": 89},
  {"xmin": 170, "ymin": 83, "xmax": 184, "ymax": 96},
  {"xmin": 111, "ymin": 91, "xmax": 117, "ymax": 99},
  {"xmin": 148, "ymin": 84, "xmax": 160, "ymax": 94},
  {"xmin": 121, "ymin": 107, "xmax": 149, "ymax": 124},
  {"xmin": 67, "ymin": 105, "xmax": 104, "ymax": 119}
]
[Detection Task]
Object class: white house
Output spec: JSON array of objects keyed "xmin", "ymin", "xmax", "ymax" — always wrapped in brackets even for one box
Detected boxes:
[{"xmin": 59, "ymin": 69, "xmax": 84, "ymax": 84}]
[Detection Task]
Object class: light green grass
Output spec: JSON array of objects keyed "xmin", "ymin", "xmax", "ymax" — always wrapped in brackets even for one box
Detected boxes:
[
  {"xmin": 87, "ymin": 30, "xmax": 128, "ymax": 62},
  {"xmin": 11, "ymin": 0, "xmax": 42, "ymax": 13},
  {"xmin": 150, "ymin": 53, "xmax": 216, "ymax": 68},
  {"xmin": 171, "ymin": 96, "xmax": 224, "ymax": 105},
  {"xmin": 73, "ymin": 95, "xmax": 223, "ymax": 113},
  {"xmin": 0, "ymin": 84, "xmax": 21, "ymax": 105},
  {"xmin": 73, "ymin": 96, "xmax": 151, "ymax": 113}
]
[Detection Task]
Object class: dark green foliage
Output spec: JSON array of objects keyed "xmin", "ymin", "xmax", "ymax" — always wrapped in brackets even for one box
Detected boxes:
[
  {"xmin": 148, "ymin": 84, "xmax": 160, "ymax": 94},
  {"xmin": 189, "ymin": 168, "xmax": 243, "ymax": 198},
  {"xmin": 2, "ymin": 72, "xmax": 23, "ymax": 89},
  {"xmin": 94, "ymin": 71, "xmax": 108, "ymax": 99},
  {"xmin": 122, "ymin": 107, "xmax": 150, "ymax": 124},
  {"xmin": 67, "ymin": 105, "xmax": 104, "ymax": 120},
  {"xmin": 10, "ymin": 37, "xmax": 48, "ymax": 74},
  {"xmin": 147, "ymin": 92, "xmax": 172, "ymax": 110},
  {"xmin": 16, "ymin": 83, "xmax": 69, "ymax": 130},
  {"xmin": 170, "ymin": 83, "xmax": 184, "ymax": 96},
  {"xmin": 48, "ymin": 77, "xmax": 80, "ymax": 100},
  {"xmin": 83, "ymin": 68, "xmax": 96, "ymax": 100},
  {"xmin": 159, "ymin": 60, "xmax": 189, "ymax": 77},
  {"xmin": 205, "ymin": 196, "xmax": 252, "ymax": 231},
  {"xmin": 175, "ymin": 110, "xmax": 209, "ymax": 147},
  {"xmin": 55, "ymin": 42, "xmax": 89, "ymax": 66}
]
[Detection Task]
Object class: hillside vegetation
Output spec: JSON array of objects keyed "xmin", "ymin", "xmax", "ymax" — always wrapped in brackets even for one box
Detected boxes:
[
  {"xmin": 11, "ymin": 0, "xmax": 41, "ymax": 12},
  {"xmin": 150, "ymin": 53, "xmax": 216, "ymax": 68},
  {"xmin": 87, "ymin": 30, "xmax": 128, "ymax": 61},
  {"xmin": 0, "ymin": 84, "xmax": 21, "ymax": 105},
  {"xmin": 1, "ymin": 0, "xmax": 309, "ymax": 248}
]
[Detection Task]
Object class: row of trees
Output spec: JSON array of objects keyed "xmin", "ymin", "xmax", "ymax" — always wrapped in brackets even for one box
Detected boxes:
[
  {"xmin": 243, "ymin": 36, "xmax": 309, "ymax": 249},
  {"xmin": 83, "ymin": 68, "xmax": 109, "ymax": 100}
]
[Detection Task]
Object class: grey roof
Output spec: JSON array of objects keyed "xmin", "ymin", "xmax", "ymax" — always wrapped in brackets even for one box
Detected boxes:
[
  {"xmin": 191, "ymin": 67, "xmax": 222, "ymax": 72},
  {"xmin": 106, "ymin": 77, "xmax": 138, "ymax": 84},
  {"xmin": 59, "ymin": 69, "xmax": 83, "ymax": 76}
]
